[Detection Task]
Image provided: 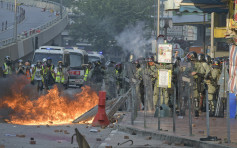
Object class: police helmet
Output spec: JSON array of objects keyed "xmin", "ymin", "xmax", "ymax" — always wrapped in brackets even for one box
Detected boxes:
[
  {"xmin": 18, "ymin": 59, "xmax": 23, "ymax": 63},
  {"xmin": 42, "ymin": 58, "xmax": 47, "ymax": 63},
  {"xmin": 5, "ymin": 56, "xmax": 10, "ymax": 61},
  {"xmin": 212, "ymin": 59, "xmax": 220, "ymax": 69},
  {"xmin": 136, "ymin": 63, "xmax": 140, "ymax": 68},
  {"xmin": 205, "ymin": 55, "xmax": 211, "ymax": 64},
  {"xmin": 47, "ymin": 57, "xmax": 52, "ymax": 61},
  {"xmin": 198, "ymin": 53, "xmax": 205, "ymax": 62},
  {"xmin": 147, "ymin": 56, "xmax": 154, "ymax": 62},
  {"xmin": 187, "ymin": 51, "xmax": 197, "ymax": 61}
]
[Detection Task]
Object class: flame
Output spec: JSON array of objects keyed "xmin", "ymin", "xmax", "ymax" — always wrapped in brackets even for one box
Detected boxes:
[{"xmin": 0, "ymin": 76, "xmax": 99, "ymax": 125}]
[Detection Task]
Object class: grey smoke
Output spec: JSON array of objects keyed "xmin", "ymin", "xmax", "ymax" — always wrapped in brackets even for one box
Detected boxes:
[{"xmin": 115, "ymin": 22, "xmax": 152, "ymax": 58}]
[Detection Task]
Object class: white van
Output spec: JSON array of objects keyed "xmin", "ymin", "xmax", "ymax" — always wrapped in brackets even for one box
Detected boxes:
[
  {"xmin": 88, "ymin": 52, "xmax": 105, "ymax": 65},
  {"xmin": 32, "ymin": 46, "xmax": 70, "ymax": 86},
  {"xmin": 32, "ymin": 46, "xmax": 70, "ymax": 66},
  {"xmin": 65, "ymin": 47, "xmax": 88, "ymax": 87}
]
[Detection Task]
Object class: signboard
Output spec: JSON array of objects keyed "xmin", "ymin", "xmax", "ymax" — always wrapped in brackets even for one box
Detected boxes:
[
  {"xmin": 157, "ymin": 69, "xmax": 172, "ymax": 88},
  {"xmin": 158, "ymin": 44, "xmax": 173, "ymax": 63}
]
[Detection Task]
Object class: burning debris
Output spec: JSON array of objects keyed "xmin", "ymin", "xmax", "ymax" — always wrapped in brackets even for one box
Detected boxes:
[{"xmin": 0, "ymin": 76, "xmax": 99, "ymax": 125}]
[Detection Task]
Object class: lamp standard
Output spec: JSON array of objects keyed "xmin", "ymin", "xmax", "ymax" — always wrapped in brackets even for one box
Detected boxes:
[{"xmin": 14, "ymin": 0, "xmax": 17, "ymax": 42}]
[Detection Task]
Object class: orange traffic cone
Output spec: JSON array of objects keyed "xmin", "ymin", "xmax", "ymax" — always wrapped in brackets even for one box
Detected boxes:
[{"xmin": 92, "ymin": 91, "xmax": 110, "ymax": 127}]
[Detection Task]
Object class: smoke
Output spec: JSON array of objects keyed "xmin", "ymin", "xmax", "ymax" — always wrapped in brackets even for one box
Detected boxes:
[{"xmin": 115, "ymin": 22, "xmax": 152, "ymax": 59}]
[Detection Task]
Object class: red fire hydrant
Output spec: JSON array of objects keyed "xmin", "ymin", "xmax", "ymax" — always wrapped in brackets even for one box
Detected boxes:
[{"xmin": 92, "ymin": 91, "xmax": 110, "ymax": 127}]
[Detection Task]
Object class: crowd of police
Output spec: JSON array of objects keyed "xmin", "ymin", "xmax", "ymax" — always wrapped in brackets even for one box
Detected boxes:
[{"xmin": 116, "ymin": 51, "xmax": 222, "ymax": 117}]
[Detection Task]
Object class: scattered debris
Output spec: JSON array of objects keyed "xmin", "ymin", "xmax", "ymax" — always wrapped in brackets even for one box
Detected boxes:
[
  {"xmin": 96, "ymin": 138, "xmax": 102, "ymax": 141},
  {"xmin": 178, "ymin": 116, "xmax": 184, "ymax": 119},
  {"xmin": 66, "ymin": 126, "xmax": 70, "ymax": 127},
  {"xmin": 198, "ymin": 131, "xmax": 204, "ymax": 134},
  {"xmin": 0, "ymin": 145, "xmax": 5, "ymax": 148},
  {"xmin": 105, "ymin": 146, "xmax": 112, "ymax": 148},
  {"xmin": 16, "ymin": 134, "xmax": 25, "ymax": 138},
  {"xmin": 163, "ymin": 141, "xmax": 172, "ymax": 145},
  {"xmin": 118, "ymin": 140, "xmax": 133, "ymax": 146},
  {"xmin": 174, "ymin": 142, "xmax": 184, "ymax": 146},
  {"xmin": 64, "ymin": 130, "xmax": 70, "ymax": 134},
  {"xmin": 59, "ymin": 130, "xmax": 63, "ymax": 132},
  {"xmin": 192, "ymin": 124, "xmax": 196, "ymax": 127},
  {"xmin": 30, "ymin": 137, "xmax": 36, "ymax": 144},
  {"xmin": 89, "ymin": 129, "xmax": 98, "ymax": 133},
  {"xmin": 146, "ymin": 136, "xmax": 152, "ymax": 140},
  {"xmin": 46, "ymin": 124, "xmax": 50, "ymax": 127},
  {"xmin": 36, "ymin": 126, "xmax": 40, "ymax": 128},
  {"xmin": 131, "ymin": 132, "xmax": 136, "ymax": 135},
  {"xmin": 224, "ymin": 138, "xmax": 228, "ymax": 143},
  {"xmin": 56, "ymin": 140, "xmax": 67, "ymax": 143},
  {"xmin": 124, "ymin": 136, "xmax": 129, "ymax": 139},
  {"xmin": 54, "ymin": 130, "xmax": 60, "ymax": 133}
]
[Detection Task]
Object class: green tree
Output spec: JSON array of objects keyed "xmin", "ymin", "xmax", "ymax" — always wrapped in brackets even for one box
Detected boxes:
[{"xmin": 70, "ymin": 0, "xmax": 154, "ymax": 51}]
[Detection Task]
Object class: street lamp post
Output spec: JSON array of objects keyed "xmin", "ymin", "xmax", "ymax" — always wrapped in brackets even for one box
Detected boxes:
[
  {"xmin": 60, "ymin": 0, "xmax": 63, "ymax": 19},
  {"xmin": 14, "ymin": 0, "xmax": 17, "ymax": 42}
]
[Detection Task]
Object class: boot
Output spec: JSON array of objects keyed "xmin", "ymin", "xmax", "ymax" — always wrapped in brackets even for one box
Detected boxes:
[{"xmin": 195, "ymin": 110, "xmax": 199, "ymax": 117}]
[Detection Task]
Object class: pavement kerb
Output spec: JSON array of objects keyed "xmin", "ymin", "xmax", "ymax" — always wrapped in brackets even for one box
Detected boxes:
[{"xmin": 118, "ymin": 124, "xmax": 232, "ymax": 148}]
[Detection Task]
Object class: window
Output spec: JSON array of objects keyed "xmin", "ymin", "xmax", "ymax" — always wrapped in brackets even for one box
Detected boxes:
[
  {"xmin": 33, "ymin": 53, "xmax": 63, "ymax": 66},
  {"xmin": 69, "ymin": 53, "xmax": 83, "ymax": 67}
]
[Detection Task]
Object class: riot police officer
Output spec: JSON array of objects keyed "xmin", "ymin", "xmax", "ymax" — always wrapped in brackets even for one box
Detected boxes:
[
  {"xmin": 135, "ymin": 63, "xmax": 144, "ymax": 106},
  {"xmin": 197, "ymin": 53, "xmax": 211, "ymax": 112},
  {"xmin": 186, "ymin": 51, "xmax": 200, "ymax": 117},
  {"xmin": 206, "ymin": 60, "xmax": 221, "ymax": 116}
]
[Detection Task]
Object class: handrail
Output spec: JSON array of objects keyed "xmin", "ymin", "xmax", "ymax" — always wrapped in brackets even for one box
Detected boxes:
[{"xmin": 0, "ymin": 0, "xmax": 67, "ymax": 48}]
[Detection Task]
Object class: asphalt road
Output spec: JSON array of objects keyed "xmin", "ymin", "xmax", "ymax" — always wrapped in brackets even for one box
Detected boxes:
[{"xmin": 0, "ymin": 2, "xmax": 57, "ymax": 41}]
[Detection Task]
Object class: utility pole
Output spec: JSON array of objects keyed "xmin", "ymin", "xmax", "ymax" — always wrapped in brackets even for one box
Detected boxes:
[
  {"xmin": 203, "ymin": 13, "xmax": 206, "ymax": 55},
  {"xmin": 210, "ymin": 12, "xmax": 215, "ymax": 58},
  {"xmin": 157, "ymin": 0, "xmax": 160, "ymax": 37},
  {"xmin": 156, "ymin": 0, "xmax": 160, "ymax": 61},
  {"xmin": 60, "ymin": 0, "xmax": 63, "ymax": 19},
  {"xmin": 14, "ymin": 0, "xmax": 17, "ymax": 42}
]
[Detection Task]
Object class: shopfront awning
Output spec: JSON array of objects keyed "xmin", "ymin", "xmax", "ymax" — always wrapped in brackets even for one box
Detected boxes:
[
  {"xmin": 180, "ymin": 0, "xmax": 229, "ymax": 13},
  {"xmin": 165, "ymin": 0, "xmax": 229, "ymax": 13}
]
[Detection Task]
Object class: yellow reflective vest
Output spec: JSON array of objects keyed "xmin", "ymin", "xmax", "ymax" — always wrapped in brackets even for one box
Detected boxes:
[
  {"xmin": 3, "ymin": 63, "xmax": 12, "ymax": 75},
  {"xmin": 55, "ymin": 70, "xmax": 65, "ymax": 83}
]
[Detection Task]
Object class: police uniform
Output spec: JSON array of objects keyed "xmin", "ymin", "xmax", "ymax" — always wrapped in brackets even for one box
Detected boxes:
[
  {"xmin": 135, "ymin": 66, "xmax": 144, "ymax": 105},
  {"xmin": 206, "ymin": 66, "xmax": 221, "ymax": 114}
]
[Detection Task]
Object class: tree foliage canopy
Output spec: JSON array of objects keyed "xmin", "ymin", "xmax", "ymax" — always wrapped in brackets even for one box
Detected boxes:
[{"xmin": 57, "ymin": 0, "xmax": 154, "ymax": 51}]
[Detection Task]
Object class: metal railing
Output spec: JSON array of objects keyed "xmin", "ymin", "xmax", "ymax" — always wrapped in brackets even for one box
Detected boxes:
[{"xmin": 0, "ymin": 0, "xmax": 67, "ymax": 48}]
